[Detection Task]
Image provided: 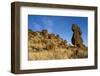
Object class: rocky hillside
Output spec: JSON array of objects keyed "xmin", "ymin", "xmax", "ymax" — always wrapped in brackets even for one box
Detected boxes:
[{"xmin": 28, "ymin": 29, "xmax": 88, "ymax": 60}]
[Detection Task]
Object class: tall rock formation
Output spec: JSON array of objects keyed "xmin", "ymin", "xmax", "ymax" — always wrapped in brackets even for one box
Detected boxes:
[{"xmin": 71, "ymin": 24, "xmax": 83, "ymax": 48}]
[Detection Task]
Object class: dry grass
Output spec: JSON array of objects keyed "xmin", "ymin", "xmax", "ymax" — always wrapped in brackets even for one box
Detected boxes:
[
  {"xmin": 28, "ymin": 29, "xmax": 88, "ymax": 60},
  {"xmin": 28, "ymin": 49, "xmax": 74, "ymax": 60},
  {"xmin": 28, "ymin": 47, "xmax": 88, "ymax": 60}
]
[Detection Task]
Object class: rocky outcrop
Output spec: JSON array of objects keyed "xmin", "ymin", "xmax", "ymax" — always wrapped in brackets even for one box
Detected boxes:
[
  {"xmin": 28, "ymin": 29, "xmax": 68, "ymax": 52},
  {"xmin": 28, "ymin": 28, "xmax": 88, "ymax": 60},
  {"xmin": 71, "ymin": 24, "xmax": 83, "ymax": 48}
]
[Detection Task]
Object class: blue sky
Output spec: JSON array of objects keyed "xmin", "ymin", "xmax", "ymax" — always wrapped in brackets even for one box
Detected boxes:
[{"xmin": 28, "ymin": 15, "xmax": 88, "ymax": 46}]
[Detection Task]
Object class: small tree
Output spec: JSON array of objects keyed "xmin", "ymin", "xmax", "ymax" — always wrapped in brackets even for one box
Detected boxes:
[
  {"xmin": 64, "ymin": 40, "xmax": 67, "ymax": 44},
  {"xmin": 56, "ymin": 34, "xmax": 59, "ymax": 38}
]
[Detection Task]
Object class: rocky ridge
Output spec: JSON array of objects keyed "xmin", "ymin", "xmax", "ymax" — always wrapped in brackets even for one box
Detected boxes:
[{"xmin": 28, "ymin": 29, "xmax": 88, "ymax": 60}]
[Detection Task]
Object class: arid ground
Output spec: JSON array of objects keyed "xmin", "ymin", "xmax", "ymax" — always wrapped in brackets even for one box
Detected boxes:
[{"xmin": 28, "ymin": 29, "xmax": 88, "ymax": 60}]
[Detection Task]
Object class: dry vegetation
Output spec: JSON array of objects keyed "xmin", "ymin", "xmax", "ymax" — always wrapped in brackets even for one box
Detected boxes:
[{"xmin": 28, "ymin": 29, "xmax": 88, "ymax": 60}]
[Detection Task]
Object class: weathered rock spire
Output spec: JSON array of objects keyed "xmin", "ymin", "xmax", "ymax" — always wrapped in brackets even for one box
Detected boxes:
[{"xmin": 71, "ymin": 24, "xmax": 83, "ymax": 48}]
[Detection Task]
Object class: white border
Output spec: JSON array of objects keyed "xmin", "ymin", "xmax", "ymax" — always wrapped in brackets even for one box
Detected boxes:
[{"xmin": 20, "ymin": 6, "xmax": 95, "ymax": 70}]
